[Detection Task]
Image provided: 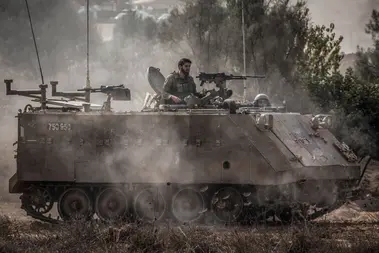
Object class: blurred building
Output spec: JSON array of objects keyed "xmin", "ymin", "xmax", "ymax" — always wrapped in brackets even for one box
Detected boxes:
[
  {"xmin": 77, "ymin": 0, "xmax": 178, "ymax": 23},
  {"xmin": 75, "ymin": 0, "xmax": 177, "ymax": 40}
]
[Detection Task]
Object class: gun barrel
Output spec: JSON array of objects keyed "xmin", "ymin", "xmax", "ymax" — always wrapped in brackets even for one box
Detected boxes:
[
  {"xmin": 245, "ymin": 75, "xmax": 266, "ymax": 78},
  {"xmin": 215, "ymin": 75, "xmax": 266, "ymax": 79},
  {"xmin": 228, "ymin": 76, "xmax": 247, "ymax": 79},
  {"xmin": 77, "ymin": 88, "xmax": 100, "ymax": 92},
  {"xmin": 77, "ymin": 85, "xmax": 125, "ymax": 92},
  {"xmin": 195, "ymin": 73, "xmax": 266, "ymax": 79}
]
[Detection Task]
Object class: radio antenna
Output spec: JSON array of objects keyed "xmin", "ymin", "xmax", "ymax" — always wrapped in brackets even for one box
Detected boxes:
[
  {"xmin": 24, "ymin": 0, "xmax": 44, "ymax": 84},
  {"xmin": 84, "ymin": 0, "xmax": 92, "ymax": 103},
  {"xmin": 241, "ymin": 0, "xmax": 247, "ymax": 102}
]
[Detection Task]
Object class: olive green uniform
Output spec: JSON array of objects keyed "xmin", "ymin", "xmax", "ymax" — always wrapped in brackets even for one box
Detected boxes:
[{"xmin": 162, "ymin": 71, "xmax": 197, "ymax": 102}]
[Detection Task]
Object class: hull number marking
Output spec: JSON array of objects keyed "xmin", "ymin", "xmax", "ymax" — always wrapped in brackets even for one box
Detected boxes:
[{"xmin": 48, "ymin": 123, "xmax": 72, "ymax": 131}]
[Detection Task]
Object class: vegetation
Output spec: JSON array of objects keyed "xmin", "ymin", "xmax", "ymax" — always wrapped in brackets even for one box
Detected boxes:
[
  {"xmin": 114, "ymin": 0, "xmax": 312, "ymax": 107},
  {"xmin": 1, "ymin": 215, "xmax": 379, "ymax": 253},
  {"xmin": 297, "ymin": 9, "xmax": 379, "ymax": 158},
  {"xmin": 112, "ymin": 0, "xmax": 379, "ymax": 159},
  {"xmin": 1, "ymin": 1, "xmax": 379, "ymax": 159},
  {"xmin": 2, "ymin": 1, "xmax": 379, "ymax": 252},
  {"xmin": 0, "ymin": 0, "xmax": 378, "ymax": 158}
]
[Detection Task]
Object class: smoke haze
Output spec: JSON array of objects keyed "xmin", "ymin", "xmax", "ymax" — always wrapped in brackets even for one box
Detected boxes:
[
  {"xmin": 302, "ymin": 0, "xmax": 377, "ymax": 53},
  {"xmin": 123, "ymin": 0, "xmax": 379, "ymax": 53},
  {"xmin": 0, "ymin": 0, "xmax": 377, "ymax": 217},
  {"xmin": 148, "ymin": 0, "xmax": 379, "ymax": 53},
  {"xmin": 0, "ymin": 0, "xmax": 198, "ymax": 201}
]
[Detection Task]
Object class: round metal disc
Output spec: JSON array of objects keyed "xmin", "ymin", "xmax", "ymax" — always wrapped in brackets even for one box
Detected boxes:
[
  {"xmin": 278, "ymin": 206, "xmax": 293, "ymax": 223},
  {"xmin": 211, "ymin": 187, "xmax": 243, "ymax": 222},
  {"xmin": 95, "ymin": 188, "xmax": 128, "ymax": 221},
  {"xmin": 58, "ymin": 188, "xmax": 92, "ymax": 221},
  {"xmin": 133, "ymin": 187, "xmax": 166, "ymax": 222},
  {"xmin": 171, "ymin": 188, "xmax": 205, "ymax": 223}
]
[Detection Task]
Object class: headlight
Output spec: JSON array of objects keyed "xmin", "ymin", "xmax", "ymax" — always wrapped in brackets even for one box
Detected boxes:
[
  {"xmin": 311, "ymin": 114, "xmax": 333, "ymax": 129},
  {"xmin": 256, "ymin": 113, "xmax": 273, "ymax": 131},
  {"xmin": 323, "ymin": 116, "xmax": 332, "ymax": 128},
  {"xmin": 257, "ymin": 114, "xmax": 266, "ymax": 125}
]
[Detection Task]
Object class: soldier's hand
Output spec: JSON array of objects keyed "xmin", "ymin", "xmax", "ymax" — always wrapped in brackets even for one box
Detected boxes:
[{"xmin": 170, "ymin": 95, "xmax": 182, "ymax": 103}]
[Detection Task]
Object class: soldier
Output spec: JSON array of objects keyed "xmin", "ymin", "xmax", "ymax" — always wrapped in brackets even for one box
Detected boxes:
[{"xmin": 162, "ymin": 58, "xmax": 197, "ymax": 104}]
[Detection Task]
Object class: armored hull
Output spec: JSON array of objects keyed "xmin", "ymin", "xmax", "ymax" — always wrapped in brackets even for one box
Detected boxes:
[{"xmin": 9, "ymin": 107, "xmax": 367, "ymax": 224}]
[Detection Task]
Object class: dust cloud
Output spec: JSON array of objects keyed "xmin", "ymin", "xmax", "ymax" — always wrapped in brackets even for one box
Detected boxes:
[
  {"xmin": 0, "ymin": 0, "xmax": 197, "ymax": 207},
  {"xmin": 0, "ymin": 0, "xmax": 377, "ymax": 224}
]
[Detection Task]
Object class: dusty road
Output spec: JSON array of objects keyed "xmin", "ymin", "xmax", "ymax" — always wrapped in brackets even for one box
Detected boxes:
[{"xmin": 1, "ymin": 199, "xmax": 379, "ymax": 253}]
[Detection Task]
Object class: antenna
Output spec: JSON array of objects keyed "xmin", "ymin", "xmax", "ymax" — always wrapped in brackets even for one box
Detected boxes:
[
  {"xmin": 85, "ymin": 0, "xmax": 92, "ymax": 103},
  {"xmin": 241, "ymin": 0, "xmax": 247, "ymax": 102},
  {"xmin": 24, "ymin": 0, "xmax": 47, "ymax": 110},
  {"xmin": 4, "ymin": 0, "xmax": 131, "ymax": 112},
  {"xmin": 24, "ymin": 0, "xmax": 44, "ymax": 84}
]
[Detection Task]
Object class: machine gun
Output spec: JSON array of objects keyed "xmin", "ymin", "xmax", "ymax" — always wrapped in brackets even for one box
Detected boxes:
[
  {"xmin": 77, "ymin": 84, "xmax": 131, "ymax": 101},
  {"xmin": 49, "ymin": 82, "xmax": 130, "ymax": 102},
  {"xmin": 51, "ymin": 82, "xmax": 131, "ymax": 112},
  {"xmin": 196, "ymin": 72, "xmax": 266, "ymax": 87}
]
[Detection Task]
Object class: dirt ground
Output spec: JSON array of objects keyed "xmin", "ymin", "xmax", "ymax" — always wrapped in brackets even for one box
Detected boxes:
[
  {"xmin": 1, "ymin": 184, "xmax": 379, "ymax": 252},
  {"xmin": 1, "ymin": 160, "xmax": 379, "ymax": 252},
  {"xmin": 1, "ymin": 199, "xmax": 379, "ymax": 253}
]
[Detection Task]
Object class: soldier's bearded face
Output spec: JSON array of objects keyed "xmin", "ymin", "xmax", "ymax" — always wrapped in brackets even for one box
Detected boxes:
[{"xmin": 181, "ymin": 63, "xmax": 191, "ymax": 76}]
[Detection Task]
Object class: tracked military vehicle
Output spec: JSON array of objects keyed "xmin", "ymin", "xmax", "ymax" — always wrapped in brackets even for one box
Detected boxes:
[{"xmin": 4, "ymin": 65, "xmax": 371, "ymax": 225}]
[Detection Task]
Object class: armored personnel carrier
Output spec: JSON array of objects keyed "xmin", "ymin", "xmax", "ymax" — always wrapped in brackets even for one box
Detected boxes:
[{"xmin": 4, "ymin": 66, "xmax": 371, "ymax": 225}]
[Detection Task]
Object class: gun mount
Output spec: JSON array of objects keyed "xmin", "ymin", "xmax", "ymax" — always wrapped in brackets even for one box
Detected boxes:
[
  {"xmin": 145, "ymin": 66, "xmax": 284, "ymax": 113},
  {"xmin": 236, "ymin": 100, "xmax": 287, "ymax": 114},
  {"xmin": 5, "ymin": 79, "xmax": 49, "ymax": 110},
  {"xmin": 4, "ymin": 79, "xmax": 131, "ymax": 112}
]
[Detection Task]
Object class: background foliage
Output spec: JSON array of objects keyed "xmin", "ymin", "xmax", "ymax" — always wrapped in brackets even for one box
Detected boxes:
[{"xmin": 1, "ymin": 0, "xmax": 379, "ymax": 158}]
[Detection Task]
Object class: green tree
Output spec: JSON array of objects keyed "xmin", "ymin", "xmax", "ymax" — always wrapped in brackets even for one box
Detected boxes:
[
  {"xmin": 113, "ymin": 9, "xmax": 159, "ymax": 42},
  {"xmin": 344, "ymin": 9, "xmax": 379, "ymax": 158},
  {"xmin": 355, "ymin": 10, "xmax": 379, "ymax": 83},
  {"xmin": 297, "ymin": 13, "xmax": 379, "ymax": 158},
  {"xmin": 229, "ymin": 0, "xmax": 309, "ymax": 108},
  {"xmin": 157, "ymin": 0, "xmax": 311, "ymax": 106},
  {"xmin": 157, "ymin": 0, "xmax": 228, "ymax": 72},
  {"xmin": 226, "ymin": 0, "xmax": 309, "ymax": 80},
  {"xmin": 296, "ymin": 23, "xmax": 344, "ymax": 112}
]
